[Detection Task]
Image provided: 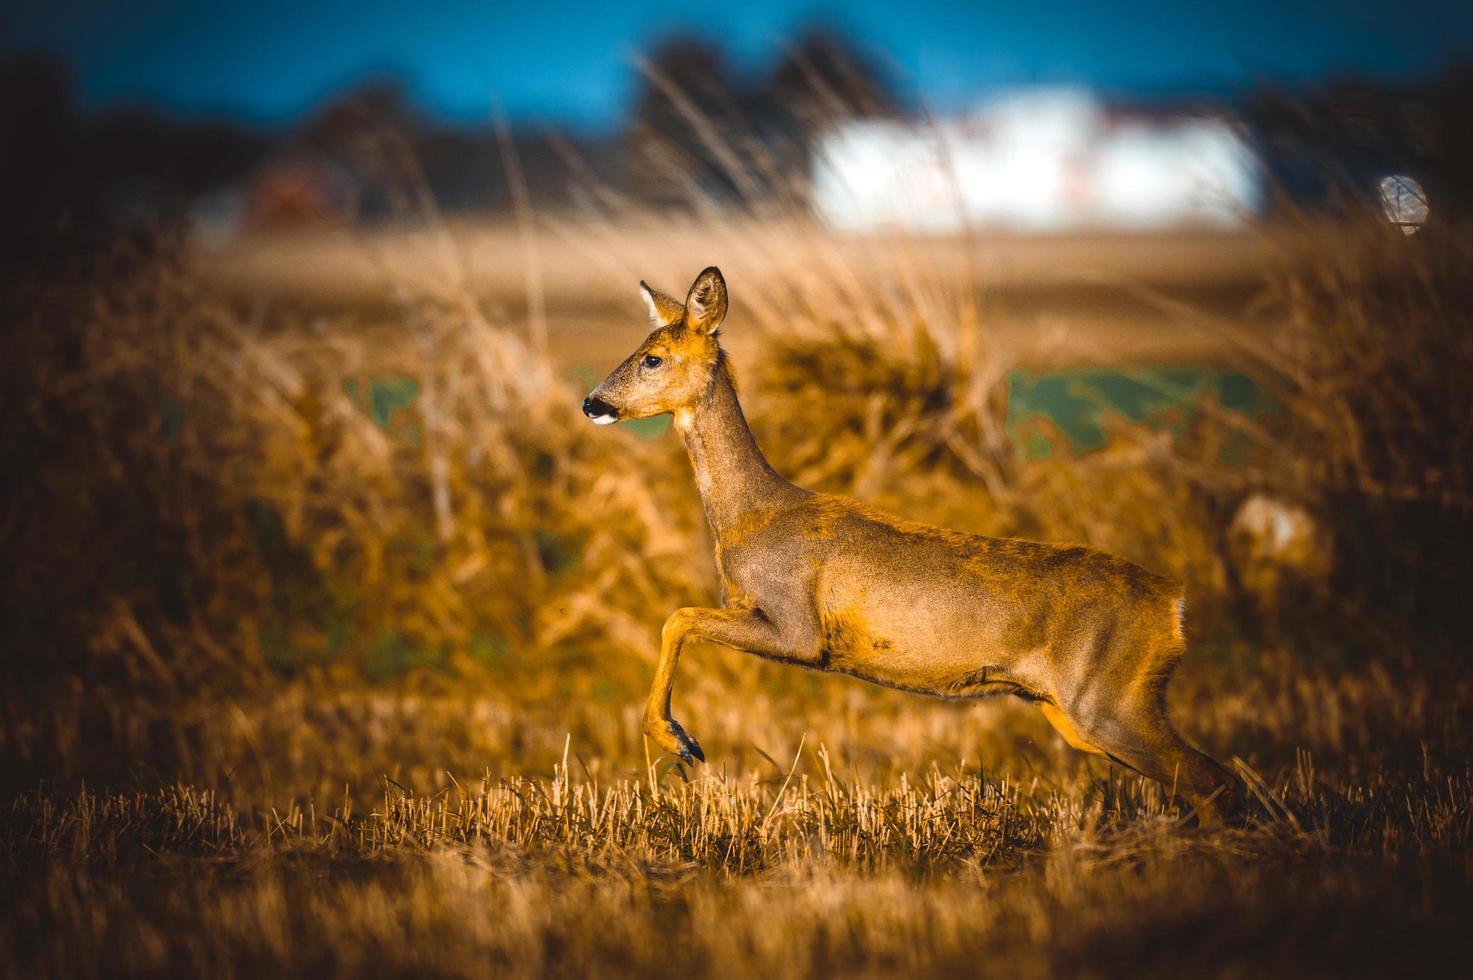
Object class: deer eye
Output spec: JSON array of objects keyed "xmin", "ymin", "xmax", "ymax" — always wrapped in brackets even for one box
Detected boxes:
[{"xmin": 642, "ymin": 354, "xmax": 663, "ymax": 369}]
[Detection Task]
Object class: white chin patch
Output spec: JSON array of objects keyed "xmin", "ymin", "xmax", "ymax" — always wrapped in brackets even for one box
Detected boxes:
[{"xmin": 590, "ymin": 414, "xmax": 618, "ymax": 426}]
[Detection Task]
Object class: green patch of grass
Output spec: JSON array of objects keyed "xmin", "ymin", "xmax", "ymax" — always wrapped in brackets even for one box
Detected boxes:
[
  {"xmin": 344, "ymin": 376, "xmax": 423, "ymax": 444},
  {"xmin": 1007, "ymin": 365, "xmax": 1274, "ymax": 457}
]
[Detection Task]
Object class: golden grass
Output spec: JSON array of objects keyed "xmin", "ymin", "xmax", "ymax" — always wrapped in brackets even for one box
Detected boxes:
[{"xmin": 4, "ymin": 712, "xmax": 1470, "ymax": 977}]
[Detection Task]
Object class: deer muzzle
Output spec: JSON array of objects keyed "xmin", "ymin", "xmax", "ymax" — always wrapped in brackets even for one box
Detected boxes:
[{"xmin": 582, "ymin": 395, "xmax": 619, "ymax": 425}]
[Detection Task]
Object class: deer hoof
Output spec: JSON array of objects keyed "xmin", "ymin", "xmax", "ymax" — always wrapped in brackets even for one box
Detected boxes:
[{"xmin": 647, "ymin": 716, "xmax": 705, "ymax": 764}]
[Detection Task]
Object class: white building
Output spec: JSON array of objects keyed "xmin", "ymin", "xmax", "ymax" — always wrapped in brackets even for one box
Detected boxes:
[{"xmin": 810, "ymin": 88, "xmax": 1261, "ymax": 233}]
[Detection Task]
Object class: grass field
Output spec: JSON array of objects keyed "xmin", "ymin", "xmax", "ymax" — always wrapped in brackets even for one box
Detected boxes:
[
  {"xmin": 4, "ymin": 202, "xmax": 1472, "ymax": 976},
  {"xmin": 5, "ymin": 671, "xmax": 1471, "ymax": 978},
  {"xmin": 198, "ymin": 221, "xmax": 1272, "ymax": 375}
]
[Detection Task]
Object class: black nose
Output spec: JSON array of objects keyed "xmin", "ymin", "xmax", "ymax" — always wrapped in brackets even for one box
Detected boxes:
[{"xmin": 582, "ymin": 395, "xmax": 618, "ymax": 420}]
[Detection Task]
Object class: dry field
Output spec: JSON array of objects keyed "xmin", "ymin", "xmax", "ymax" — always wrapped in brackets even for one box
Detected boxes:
[
  {"xmin": 198, "ymin": 219, "xmax": 1275, "ymax": 374},
  {"xmin": 3, "ymin": 201, "xmax": 1472, "ymax": 976}
]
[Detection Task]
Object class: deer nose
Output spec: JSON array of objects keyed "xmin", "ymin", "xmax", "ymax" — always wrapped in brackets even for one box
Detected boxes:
[{"xmin": 582, "ymin": 395, "xmax": 619, "ymax": 425}]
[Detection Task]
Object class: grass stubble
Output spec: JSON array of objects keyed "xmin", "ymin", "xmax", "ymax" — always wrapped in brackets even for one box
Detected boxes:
[{"xmin": 3, "ymin": 712, "xmax": 1472, "ymax": 978}]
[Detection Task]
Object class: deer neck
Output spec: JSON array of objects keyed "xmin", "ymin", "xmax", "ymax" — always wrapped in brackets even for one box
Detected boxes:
[{"xmin": 674, "ymin": 352, "xmax": 800, "ymax": 542}]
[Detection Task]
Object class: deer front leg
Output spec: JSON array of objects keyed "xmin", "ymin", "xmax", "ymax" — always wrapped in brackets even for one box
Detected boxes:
[{"xmin": 645, "ymin": 605, "xmax": 791, "ymax": 764}]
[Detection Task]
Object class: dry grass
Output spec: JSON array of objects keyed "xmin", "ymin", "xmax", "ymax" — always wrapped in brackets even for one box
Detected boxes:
[
  {"xmin": 196, "ymin": 221, "xmax": 1274, "ymax": 374},
  {"xmin": 3, "ymin": 717, "xmax": 1471, "ymax": 977}
]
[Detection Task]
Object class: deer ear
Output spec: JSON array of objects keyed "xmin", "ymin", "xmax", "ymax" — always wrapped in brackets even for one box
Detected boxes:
[
  {"xmin": 639, "ymin": 280, "xmax": 686, "ymax": 327},
  {"xmin": 684, "ymin": 266, "xmax": 728, "ymax": 336}
]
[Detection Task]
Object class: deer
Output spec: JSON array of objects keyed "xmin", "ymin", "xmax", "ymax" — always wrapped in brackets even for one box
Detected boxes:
[{"xmin": 582, "ymin": 267, "xmax": 1240, "ymax": 825}]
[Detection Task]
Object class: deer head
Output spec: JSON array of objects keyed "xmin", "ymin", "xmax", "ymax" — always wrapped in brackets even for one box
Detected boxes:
[{"xmin": 582, "ymin": 266, "xmax": 728, "ymax": 425}]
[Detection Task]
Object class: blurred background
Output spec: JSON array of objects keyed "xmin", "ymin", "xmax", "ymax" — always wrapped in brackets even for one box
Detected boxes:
[
  {"xmin": 5, "ymin": 3, "xmax": 1473, "ymax": 975},
  {"xmin": 2, "ymin": 0, "xmax": 1473, "ymax": 803}
]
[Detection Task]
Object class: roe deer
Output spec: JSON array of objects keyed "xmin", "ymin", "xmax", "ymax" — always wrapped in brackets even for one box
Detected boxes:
[{"xmin": 583, "ymin": 267, "xmax": 1240, "ymax": 824}]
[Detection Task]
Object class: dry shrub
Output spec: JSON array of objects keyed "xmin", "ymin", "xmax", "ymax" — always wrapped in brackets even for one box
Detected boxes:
[
  {"xmin": 750, "ymin": 318, "xmax": 1010, "ymax": 497},
  {"xmin": 0, "ymin": 232, "xmax": 713, "ymax": 787},
  {"xmin": 1239, "ymin": 211, "xmax": 1473, "ymax": 650}
]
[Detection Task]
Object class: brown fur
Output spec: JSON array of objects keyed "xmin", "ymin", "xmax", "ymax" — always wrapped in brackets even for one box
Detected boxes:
[{"xmin": 585, "ymin": 267, "xmax": 1239, "ymax": 824}]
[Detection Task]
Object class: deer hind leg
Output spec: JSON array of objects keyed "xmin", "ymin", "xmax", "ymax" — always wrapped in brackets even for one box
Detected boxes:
[
  {"xmin": 1080, "ymin": 694, "xmax": 1240, "ymax": 827},
  {"xmin": 1048, "ymin": 672, "xmax": 1240, "ymax": 827}
]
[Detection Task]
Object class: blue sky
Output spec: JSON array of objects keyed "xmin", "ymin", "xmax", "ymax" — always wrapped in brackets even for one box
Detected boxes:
[{"xmin": 4, "ymin": 1, "xmax": 1472, "ymax": 129}]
